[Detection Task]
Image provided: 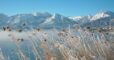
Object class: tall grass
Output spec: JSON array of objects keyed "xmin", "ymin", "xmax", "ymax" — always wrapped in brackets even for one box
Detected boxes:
[{"xmin": 0, "ymin": 28, "xmax": 114, "ymax": 60}]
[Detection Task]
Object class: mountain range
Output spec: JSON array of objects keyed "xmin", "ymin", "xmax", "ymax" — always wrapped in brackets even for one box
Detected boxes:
[{"xmin": 0, "ymin": 11, "xmax": 114, "ymax": 30}]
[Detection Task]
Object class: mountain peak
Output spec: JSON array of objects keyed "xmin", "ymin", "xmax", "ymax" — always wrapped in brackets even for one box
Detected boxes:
[
  {"xmin": 91, "ymin": 11, "xmax": 114, "ymax": 20},
  {"xmin": 32, "ymin": 12, "xmax": 52, "ymax": 17},
  {"xmin": 103, "ymin": 11, "xmax": 114, "ymax": 16},
  {"xmin": 69, "ymin": 16, "xmax": 83, "ymax": 20},
  {"xmin": 52, "ymin": 13, "xmax": 63, "ymax": 18}
]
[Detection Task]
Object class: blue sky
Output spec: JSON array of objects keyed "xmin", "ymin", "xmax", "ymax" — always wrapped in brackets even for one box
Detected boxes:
[{"xmin": 0, "ymin": 0, "xmax": 114, "ymax": 16}]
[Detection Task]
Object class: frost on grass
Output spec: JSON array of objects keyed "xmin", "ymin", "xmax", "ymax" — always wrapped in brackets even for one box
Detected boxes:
[{"xmin": 0, "ymin": 28, "xmax": 114, "ymax": 60}]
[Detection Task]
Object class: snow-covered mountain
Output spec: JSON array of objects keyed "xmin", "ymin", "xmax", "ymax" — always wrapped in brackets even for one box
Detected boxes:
[
  {"xmin": 39, "ymin": 13, "xmax": 76, "ymax": 29},
  {"xmin": 91, "ymin": 12, "xmax": 110, "ymax": 20},
  {"xmin": 69, "ymin": 15, "xmax": 92, "ymax": 24},
  {"xmin": 0, "ymin": 11, "xmax": 114, "ymax": 30},
  {"xmin": 8, "ymin": 12, "xmax": 52, "ymax": 29},
  {"xmin": 82, "ymin": 11, "xmax": 114, "ymax": 28},
  {"xmin": 0, "ymin": 12, "xmax": 77, "ymax": 30},
  {"xmin": 69, "ymin": 11, "xmax": 114, "ymax": 28}
]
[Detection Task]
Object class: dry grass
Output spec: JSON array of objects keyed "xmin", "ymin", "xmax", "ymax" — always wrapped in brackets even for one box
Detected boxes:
[{"xmin": 0, "ymin": 28, "xmax": 114, "ymax": 60}]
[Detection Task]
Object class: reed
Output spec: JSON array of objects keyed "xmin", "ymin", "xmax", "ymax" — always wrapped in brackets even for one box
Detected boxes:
[{"xmin": 1, "ymin": 28, "xmax": 114, "ymax": 60}]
